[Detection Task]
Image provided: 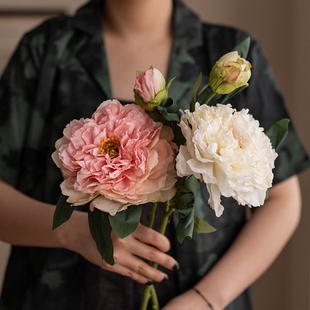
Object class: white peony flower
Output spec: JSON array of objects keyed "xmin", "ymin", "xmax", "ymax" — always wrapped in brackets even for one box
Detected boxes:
[{"xmin": 176, "ymin": 103, "xmax": 278, "ymax": 217}]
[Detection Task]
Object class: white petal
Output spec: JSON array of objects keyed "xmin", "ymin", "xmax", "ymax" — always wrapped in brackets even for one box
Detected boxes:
[
  {"xmin": 176, "ymin": 145, "xmax": 195, "ymax": 177},
  {"xmin": 207, "ymin": 183, "xmax": 224, "ymax": 217},
  {"xmin": 188, "ymin": 159, "xmax": 215, "ymax": 183}
]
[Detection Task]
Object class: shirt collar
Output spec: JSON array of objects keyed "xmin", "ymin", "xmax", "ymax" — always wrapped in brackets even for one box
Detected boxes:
[
  {"xmin": 173, "ymin": 0, "xmax": 203, "ymax": 51},
  {"xmin": 72, "ymin": 0, "xmax": 204, "ymax": 103},
  {"xmin": 72, "ymin": 0, "xmax": 103, "ymax": 37}
]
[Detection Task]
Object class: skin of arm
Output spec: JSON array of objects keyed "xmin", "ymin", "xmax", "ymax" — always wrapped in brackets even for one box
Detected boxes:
[
  {"xmin": 0, "ymin": 178, "xmax": 178, "ymax": 284},
  {"xmin": 162, "ymin": 175, "xmax": 302, "ymax": 310}
]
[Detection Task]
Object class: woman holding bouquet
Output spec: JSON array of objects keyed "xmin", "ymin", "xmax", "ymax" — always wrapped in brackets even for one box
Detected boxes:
[{"xmin": 0, "ymin": 0, "xmax": 309, "ymax": 309}]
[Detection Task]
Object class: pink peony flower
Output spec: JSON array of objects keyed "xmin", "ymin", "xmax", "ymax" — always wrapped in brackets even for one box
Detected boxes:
[{"xmin": 52, "ymin": 100, "xmax": 177, "ymax": 215}]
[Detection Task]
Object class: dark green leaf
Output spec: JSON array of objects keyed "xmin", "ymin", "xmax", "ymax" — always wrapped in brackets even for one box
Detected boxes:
[
  {"xmin": 179, "ymin": 193, "xmax": 194, "ymax": 205},
  {"xmin": 172, "ymin": 124, "xmax": 186, "ymax": 148},
  {"xmin": 176, "ymin": 207, "xmax": 195, "ymax": 243},
  {"xmin": 266, "ymin": 118, "xmax": 290, "ymax": 150},
  {"xmin": 190, "ymin": 72, "xmax": 202, "ymax": 111},
  {"xmin": 109, "ymin": 205, "xmax": 142, "ymax": 239},
  {"xmin": 52, "ymin": 194, "xmax": 75, "ymax": 230},
  {"xmin": 184, "ymin": 175, "xmax": 200, "ymax": 196},
  {"xmin": 88, "ymin": 208, "xmax": 115, "ymax": 266},
  {"xmin": 197, "ymin": 84, "xmax": 214, "ymax": 104},
  {"xmin": 194, "ymin": 215, "xmax": 216, "ymax": 233},
  {"xmin": 153, "ymin": 106, "xmax": 180, "ymax": 122},
  {"xmin": 162, "ymin": 97, "xmax": 179, "ymax": 113},
  {"xmin": 232, "ymin": 37, "xmax": 251, "ymax": 59},
  {"xmin": 173, "ymin": 176, "xmax": 200, "ymax": 211}
]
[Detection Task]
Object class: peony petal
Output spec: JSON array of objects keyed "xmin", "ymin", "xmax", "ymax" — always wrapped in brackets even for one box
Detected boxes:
[
  {"xmin": 60, "ymin": 181, "xmax": 96, "ymax": 206},
  {"xmin": 176, "ymin": 145, "xmax": 196, "ymax": 177},
  {"xmin": 207, "ymin": 183, "xmax": 224, "ymax": 217},
  {"xmin": 89, "ymin": 195, "xmax": 126, "ymax": 216},
  {"xmin": 159, "ymin": 186, "xmax": 177, "ymax": 202},
  {"xmin": 188, "ymin": 159, "xmax": 215, "ymax": 183}
]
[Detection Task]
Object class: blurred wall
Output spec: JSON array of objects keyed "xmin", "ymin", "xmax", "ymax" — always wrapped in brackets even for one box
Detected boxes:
[{"xmin": 0, "ymin": 0, "xmax": 309, "ymax": 309}]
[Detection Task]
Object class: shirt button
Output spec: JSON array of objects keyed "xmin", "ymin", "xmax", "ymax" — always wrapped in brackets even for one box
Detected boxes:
[{"xmin": 185, "ymin": 268, "xmax": 192, "ymax": 275}]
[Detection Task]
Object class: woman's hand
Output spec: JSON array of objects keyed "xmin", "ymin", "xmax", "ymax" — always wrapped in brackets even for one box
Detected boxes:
[
  {"xmin": 161, "ymin": 289, "xmax": 213, "ymax": 310},
  {"xmin": 0, "ymin": 179, "xmax": 177, "ymax": 285},
  {"xmin": 57, "ymin": 212, "xmax": 178, "ymax": 284}
]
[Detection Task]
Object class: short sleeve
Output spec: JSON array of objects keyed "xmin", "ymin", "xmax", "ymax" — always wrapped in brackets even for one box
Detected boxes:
[
  {"xmin": 241, "ymin": 37, "xmax": 310, "ymax": 184},
  {"xmin": 0, "ymin": 34, "xmax": 43, "ymax": 189}
]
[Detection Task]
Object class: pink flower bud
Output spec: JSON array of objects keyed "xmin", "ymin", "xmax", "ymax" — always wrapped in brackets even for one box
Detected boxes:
[{"xmin": 134, "ymin": 67, "xmax": 166, "ymax": 103}]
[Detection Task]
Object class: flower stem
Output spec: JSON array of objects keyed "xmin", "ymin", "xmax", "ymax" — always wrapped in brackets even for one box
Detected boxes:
[
  {"xmin": 140, "ymin": 284, "xmax": 159, "ymax": 310},
  {"xmin": 140, "ymin": 285, "xmax": 152, "ymax": 310},
  {"xmin": 159, "ymin": 200, "xmax": 175, "ymax": 235},
  {"xmin": 140, "ymin": 201, "xmax": 175, "ymax": 310},
  {"xmin": 147, "ymin": 202, "xmax": 157, "ymax": 228},
  {"xmin": 150, "ymin": 285, "xmax": 159, "ymax": 310},
  {"xmin": 202, "ymin": 91, "xmax": 216, "ymax": 105}
]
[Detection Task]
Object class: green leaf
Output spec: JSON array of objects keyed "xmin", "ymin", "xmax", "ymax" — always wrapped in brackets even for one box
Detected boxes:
[
  {"xmin": 88, "ymin": 208, "xmax": 115, "ymax": 266},
  {"xmin": 162, "ymin": 97, "xmax": 179, "ymax": 113},
  {"xmin": 194, "ymin": 215, "xmax": 216, "ymax": 233},
  {"xmin": 197, "ymin": 84, "xmax": 214, "ymax": 105},
  {"xmin": 172, "ymin": 123, "xmax": 186, "ymax": 148},
  {"xmin": 52, "ymin": 194, "xmax": 75, "ymax": 230},
  {"xmin": 173, "ymin": 176, "xmax": 200, "ymax": 211},
  {"xmin": 184, "ymin": 175, "xmax": 200, "ymax": 196},
  {"xmin": 190, "ymin": 72, "xmax": 202, "ymax": 111},
  {"xmin": 232, "ymin": 37, "xmax": 251, "ymax": 59},
  {"xmin": 176, "ymin": 207, "xmax": 195, "ymax": 243},
  {"xmin": 266, "ymin": 118, "xmax": 290, "ymax": 150},
  {"xmin": 213, "ymin": 85, "xmax": 248, "ymax": 106},
  {"xmin": 109, "ymin": 205, "xmax": 142, "ymax": 239},
  {"xmin": 166, "ymin": 76, "xmax": 176, "ymax": 91},
  {"xmin": 153, "ymin": 105, "xmax": 180, "ymax": 122}
]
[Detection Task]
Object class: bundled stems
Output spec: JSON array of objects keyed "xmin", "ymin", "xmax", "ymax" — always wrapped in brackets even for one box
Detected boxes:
[{"xmin": 140, "ymin": 201, "xmax": 175, "ymax": 310}]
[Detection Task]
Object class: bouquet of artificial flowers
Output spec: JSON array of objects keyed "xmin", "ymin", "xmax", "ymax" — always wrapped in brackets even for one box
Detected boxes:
[{"xmin": 52, "ymin": 38, "xmax": 289, "ymax": 310}]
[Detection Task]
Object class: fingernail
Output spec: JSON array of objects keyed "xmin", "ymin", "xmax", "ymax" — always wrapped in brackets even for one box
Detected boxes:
[
  {"xmin": 145, "ymin": 281, "xmax": 153, "ymax": 285},
  {"xmin": 172, "ymin": 263, "xmax": 179, "ymax": 271},
  {"xmin": 162, "ymin": 276, "xmax": 169, "ymax": 282}
]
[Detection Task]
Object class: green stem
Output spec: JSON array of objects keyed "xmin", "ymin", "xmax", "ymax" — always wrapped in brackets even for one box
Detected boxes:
[
  {"xmin": 159, "ymin": 201, "xmax": 175, "ymax": 235},
  {"xmin": 202, "ymin": 91, "xmax": 216, "ymax": 105},
  {"xmin": 150, "ymin": 201, "xmax": 175, "ymax": 270},
  {"xmin": 147, "ymin": 202, "xmax": 157, "ymax": 228},
  {"xmin": 150, "ymin": 285, "xmax": 159, "ymax": 310},
  {"xmin": 140, "ymin": 201, "xmax": 175, "ymax": 310},
  {"xmin": 140, "ymin": 285, "xmax": 152, "ymax": 310}
]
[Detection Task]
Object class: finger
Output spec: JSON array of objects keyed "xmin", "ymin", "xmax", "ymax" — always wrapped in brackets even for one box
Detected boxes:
[
  {"xmin": 133, "ymin": 224, "xmax": 171, "ymax": 252},
  {"xmin": 116, "ymin": 253, "xmax": 169, "ymax": 282},
  {"xmin": 103, "ymin": 262, "xmax": 150, "ymax": 284},
  {"xmin": 129, "ymin": 239, "xmax": 178, "ymax": 271}
]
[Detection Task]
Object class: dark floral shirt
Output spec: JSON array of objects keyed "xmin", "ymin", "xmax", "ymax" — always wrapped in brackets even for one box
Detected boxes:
[{"xmin": 0, "ymin": 0, "xmax": 309, "ymax": 309}]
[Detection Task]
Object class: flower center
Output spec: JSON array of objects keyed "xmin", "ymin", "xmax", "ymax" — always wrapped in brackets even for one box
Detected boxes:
[{"xmin": 98, "ymin": 137, "xmax": 120, "ymax": 159}]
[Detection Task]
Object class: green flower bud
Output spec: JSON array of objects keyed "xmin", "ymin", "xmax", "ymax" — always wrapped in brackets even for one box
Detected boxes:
[{"xmin": 209, "ymin": 51, "xmax": 252, "ymax": 94}]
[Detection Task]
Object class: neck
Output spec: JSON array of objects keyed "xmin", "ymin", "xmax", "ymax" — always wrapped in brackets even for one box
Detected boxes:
[{"xmin": 102, "ymin": 0, "xmax": 173, "ymax": 42}]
